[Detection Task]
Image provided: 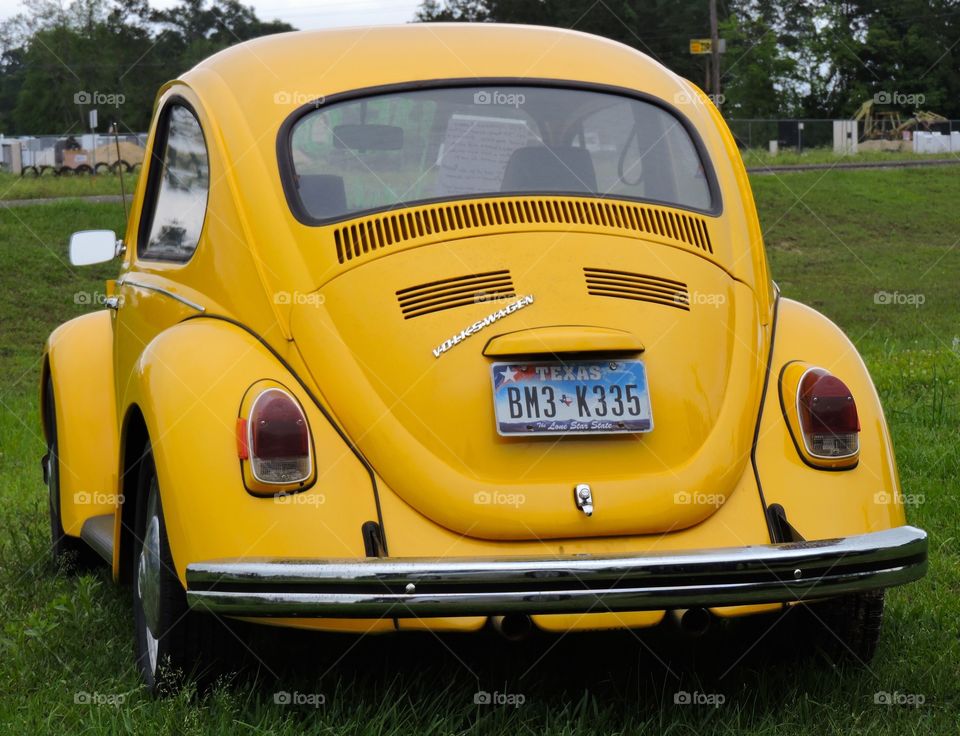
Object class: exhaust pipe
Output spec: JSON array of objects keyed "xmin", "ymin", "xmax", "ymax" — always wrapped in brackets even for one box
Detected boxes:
[
  {"xmin": 670, "ymin": 608, "xmax": 712, "ymax": 636},
  {"xmin": 490, "ymin": 614, "xmax": 533, "ymax": 641}
]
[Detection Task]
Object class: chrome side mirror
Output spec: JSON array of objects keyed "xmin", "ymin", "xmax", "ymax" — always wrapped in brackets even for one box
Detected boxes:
[{"xmin": 69, "ymin": 230, "xmax": 123, "ymax": 266}]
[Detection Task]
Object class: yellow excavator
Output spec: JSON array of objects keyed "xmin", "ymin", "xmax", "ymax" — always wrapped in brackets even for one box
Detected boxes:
[{"xmin": 854, "ymin": 99, "xmax": 948, "ymax": 140}]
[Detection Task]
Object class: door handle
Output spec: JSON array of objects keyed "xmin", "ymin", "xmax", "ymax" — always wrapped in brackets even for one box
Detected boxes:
[{"xmin": 104, "ymin": 295, "xmax": 122, "ymax": 310}]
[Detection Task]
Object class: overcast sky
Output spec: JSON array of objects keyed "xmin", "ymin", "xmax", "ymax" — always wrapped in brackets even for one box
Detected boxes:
[{"xmin": 0, "ymin": 0, "xmax": 423, "ymax": 28}]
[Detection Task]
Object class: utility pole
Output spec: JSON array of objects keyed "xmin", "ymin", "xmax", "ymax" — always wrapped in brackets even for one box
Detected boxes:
[{"xmin": 709, "ymin": 0, "xmax": 720, "ymax": 100}]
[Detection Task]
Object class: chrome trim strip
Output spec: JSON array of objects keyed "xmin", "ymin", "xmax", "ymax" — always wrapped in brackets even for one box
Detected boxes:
[
  {"xmin": 80, "ymin": 514, "xmax": 114, "ymax": 565},
  {"xmin": 185, "ymin": 526, "xmax": 927, "ymax": 618},
  {"xmin": 119, "ymin": 278, "xmax": 206, "ymax": 312}
]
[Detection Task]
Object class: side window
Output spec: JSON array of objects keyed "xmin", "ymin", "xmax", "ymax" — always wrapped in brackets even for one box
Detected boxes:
[{"xmin": 138, "ymin": 104, "xmax": 210, "ymax": 262}]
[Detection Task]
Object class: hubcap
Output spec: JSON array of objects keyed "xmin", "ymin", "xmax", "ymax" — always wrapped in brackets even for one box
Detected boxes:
[{"xmin": 137, "ymin": 480, "xmax": 161, "ymax": 674}]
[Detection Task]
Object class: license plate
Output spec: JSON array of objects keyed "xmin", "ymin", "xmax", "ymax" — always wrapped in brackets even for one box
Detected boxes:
[{"xmin": 491, "ymin": 360, "xmax": 654, "ymax": 436}]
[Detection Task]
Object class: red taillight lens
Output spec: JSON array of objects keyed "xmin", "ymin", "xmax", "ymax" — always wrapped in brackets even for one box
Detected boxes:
[
  {"xmin": 247, "ymin": 388, "xmax": 311, "ymax": 484},
  {"xmin": 797, "ymin": 368, "xmax": 860, "ymax": 458}
]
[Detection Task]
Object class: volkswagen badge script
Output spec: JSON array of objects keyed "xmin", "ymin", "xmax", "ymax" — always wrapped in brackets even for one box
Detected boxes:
[{"xmin": 432, "ymin": 295, "xmax": 534, "ymax": 358}]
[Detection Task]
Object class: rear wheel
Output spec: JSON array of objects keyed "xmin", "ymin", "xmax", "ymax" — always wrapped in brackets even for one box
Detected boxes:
[
  {"xmin": 44, "ymin": 380, "xmax": 98, "ymax": 571},
  {"xmin": 808, "ymin": 591, "xmax": 885, "ymax": 664},
  {"xmin": 132, "ymin": 441, "xmax": 232, "ymax": 694}
]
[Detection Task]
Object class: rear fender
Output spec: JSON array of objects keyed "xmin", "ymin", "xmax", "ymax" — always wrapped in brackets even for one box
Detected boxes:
[
  {"xmin": 755, "ymin": 298, "xmax": 905, "ymax": 538},
  {"xmin": 121, "ymin": 317, "xmax": 381, "ymax": 586}
]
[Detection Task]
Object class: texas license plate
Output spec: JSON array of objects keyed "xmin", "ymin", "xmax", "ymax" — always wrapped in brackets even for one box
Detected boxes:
[{"xmin": 491, "ymin": 360, "xmax": 654, "ymax": 436}]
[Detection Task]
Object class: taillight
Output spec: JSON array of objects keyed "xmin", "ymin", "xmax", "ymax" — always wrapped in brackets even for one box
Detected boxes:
[
  {"xmin": 246, "ymin": 388, "xmax": 312, "ymax": 485},
  {"xmin": 797, "ymin": 368, "xmax": 860, "ymax": 459}
]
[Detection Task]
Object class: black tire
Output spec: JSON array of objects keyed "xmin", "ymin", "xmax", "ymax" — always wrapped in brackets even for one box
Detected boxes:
[
  {"xmin": 807, "ymin": 590, "xmax": 885, "ymax": 664},
  {"xmin": 59, "ymin": 167, "xmax": 74, "ymax": 176},
  {"xmin": 132, "ymin": 441, "xmax": 234, "ymax": 694},
  {"xmin": 21, "ymin": 165, "xmax": 39, "ymax": 177},
  {"xmin": 75, "ymin": 164, "xmax": 93, "ymax": 175},
  {"xmin": 94, "ymin": 162, "xmax": 112, "ymax": 175},
  {"xmin": 44, "ymin": 380, "xmax": 99, "ymax": 572}
]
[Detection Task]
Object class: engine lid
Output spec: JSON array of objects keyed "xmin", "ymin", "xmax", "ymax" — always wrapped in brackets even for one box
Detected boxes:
[{"xmin": 290, "ymin": 231, "xmax": 765, "ymax": 540}]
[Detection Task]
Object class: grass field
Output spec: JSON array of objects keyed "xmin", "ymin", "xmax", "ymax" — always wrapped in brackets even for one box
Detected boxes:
[
  {"xmin": 740, "ymin": 146, "xmax": 957, "ymax": 168},
  {"xmin": 0, "ymin": 171, "xmax": 138, "ymax": 201},
  {"xmin": 1, "ymin": 170, "xmax": 958, "ymax": 733}
]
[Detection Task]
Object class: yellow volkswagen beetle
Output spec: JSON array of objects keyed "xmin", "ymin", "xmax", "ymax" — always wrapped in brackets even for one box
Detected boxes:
[{"xmin": 42, "ymin": 24, "xmax": 927, "ymax": 691}]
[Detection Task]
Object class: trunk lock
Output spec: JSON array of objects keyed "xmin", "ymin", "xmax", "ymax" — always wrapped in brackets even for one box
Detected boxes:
[{"xmin": 574, "ymin": 484, "xmax": 594, "ymax": 517}]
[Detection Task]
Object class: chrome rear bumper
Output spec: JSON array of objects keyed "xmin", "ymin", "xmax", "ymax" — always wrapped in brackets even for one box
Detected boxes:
[{"xmin": 185, "ymin": 525, "xmax": 927, "ymax": 618}]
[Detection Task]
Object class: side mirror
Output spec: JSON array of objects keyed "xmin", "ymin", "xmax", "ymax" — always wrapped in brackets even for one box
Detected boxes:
[{"xmin": 69, "ymin": 230, "xmax": 122, "ymax": 266}]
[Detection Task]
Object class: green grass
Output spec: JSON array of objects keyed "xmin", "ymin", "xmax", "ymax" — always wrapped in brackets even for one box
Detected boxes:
[
  {"xmin": 0, "ymin": 171, "xmax": 138, "ymax": 201},
  {"xmin": 742, "ymin": 146, "xmax": 955, "ymax": 167},
  {"xmin": 1, "ymin": 173, "xmax": 959, "ymax": 732}
]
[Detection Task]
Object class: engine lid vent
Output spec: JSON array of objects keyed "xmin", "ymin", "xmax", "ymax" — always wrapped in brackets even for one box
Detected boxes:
[
  {"xmin": 333, "ymin": 196, "xmax": 713, "ymax": 264},
  {"xmin": 397, "ymin": 270, "xmax": 516, "ymax": 319},
  {"xmin": 584, "ymin": 267, "xmax": 689, "ymax": 311}
]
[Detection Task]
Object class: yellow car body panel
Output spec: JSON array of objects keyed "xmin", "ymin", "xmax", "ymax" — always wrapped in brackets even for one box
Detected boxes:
[
  {"xmin": 41, "ymin": 25, "xmax": 923, "ymax": 640},
  {"xmin": 181, "ymin": 26, "xmax": 771, "ymax": 304},
  {"xmin": 292, "ymin": 237, "xmax": 764, "ymax": 540},
  {"xmin": 756, "ymin": 298, "xmax": 907, "ymax": 536},
  {"xmin": 123, "ymin": 319, "xmax": 380, "ymax": 567},
  {"xmin": 42, "ymin": 311, "xmax": 119, "ymax": 536}
]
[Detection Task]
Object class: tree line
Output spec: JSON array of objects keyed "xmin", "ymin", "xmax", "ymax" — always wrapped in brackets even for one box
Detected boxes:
[
  {"xmin": 0, "ymin": 0, "xmax": 293, "ymax": 134},
  {"xmin": 419, "ymin": 0, "xmax": 960, "ymax": 120},
  {"xmin": 1, "ymin": 0, "xmax": 958, "ymax": 135}
]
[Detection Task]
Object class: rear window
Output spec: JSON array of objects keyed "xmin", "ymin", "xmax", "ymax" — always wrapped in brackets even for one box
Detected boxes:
[{"xmin": 283, "ymin": 85, "xmax": 716, "ymax": 222}]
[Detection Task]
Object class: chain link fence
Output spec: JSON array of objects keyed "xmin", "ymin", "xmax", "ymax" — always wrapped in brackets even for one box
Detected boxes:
[
  {"xmin": 1, "ymin": 132, "xmax": 147, "ymax": 175},
  {"xmin": 4, "ymin": 119, "xmax": 960, "ymax": 176},
  {"xmin": 727, "ymin": 118, "xmax": 960, "ymax": 154}
]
